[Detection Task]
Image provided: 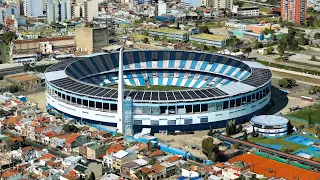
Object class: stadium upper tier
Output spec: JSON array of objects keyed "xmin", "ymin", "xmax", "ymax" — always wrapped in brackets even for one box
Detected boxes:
[{"xmin": 45, "ymin": 50, "xmax": 272, "ymax": 103}]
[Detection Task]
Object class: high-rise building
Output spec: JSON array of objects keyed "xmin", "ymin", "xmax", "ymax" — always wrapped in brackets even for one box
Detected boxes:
[
  {"xmin": 71, "ymin": 4, "xmax": 81, "ymax": 18},
  {"xmin": 4, "ymin": 4, "xmax": 19, "ymax": 20},
  {"xmin": 46, "ymin": 0, "xmax": 71, "ymax": 23},
  {"xmin": 60, "ymin": 0, "xmax": 71, "ymax": 21},
  {"xmin": 200, "ymin": 0, "xmax": 233, "ymax": 9},
  {"xmin": 26, "ymin": 0, "xmax": 43, "ymax": 17},
  {"xmin": 281, "ymin": 0, "xmax": 307, "ymax": 26},
  {"xmin": 181, "ymin": 0, "xmax": 201, "ymax": 9},
  {"xmin": 75, "ymin": 24, "xmax": 109, "ymax": 54},
  {"xmin": 84, "ymin": 0, "xmax": 98, "ymax": 22},
  {"xmin": 0, "ymin": 9, "xmax": 4, "ymax": 25},
  {"xmin": 46, "ymin": 0, "xmax": 56, "ymax": 23},
  {"xmin": 157, "ymin": 2, "xmax": 166, "ymax": 16}
]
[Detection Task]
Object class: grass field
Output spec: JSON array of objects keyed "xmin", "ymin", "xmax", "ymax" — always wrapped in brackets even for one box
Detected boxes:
[
  {"xmin": 248, "ymin": 136, "xmax": 307, "ymax": 152},
  {"xmin": 288, "ymin": 105, "xmax": 320, "ymax": 124},
  {"xmin": 112, "ymin": 85, "xmax": 190, "ymax": 91}
]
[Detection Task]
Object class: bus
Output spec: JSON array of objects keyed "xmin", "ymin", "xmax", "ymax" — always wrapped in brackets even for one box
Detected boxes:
[{"xmin": 301, "ymin": 96, "xmax": 313, "ymax": 102}]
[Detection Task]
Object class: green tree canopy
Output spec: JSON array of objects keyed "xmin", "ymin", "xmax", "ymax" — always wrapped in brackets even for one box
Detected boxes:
[
  {"xmin": 202, "ymin": 137, "xmax": 219, "ymax": 161},
  {"xmin": 278, "ymin": 78, "xmax": 296, "ymax": 88}
]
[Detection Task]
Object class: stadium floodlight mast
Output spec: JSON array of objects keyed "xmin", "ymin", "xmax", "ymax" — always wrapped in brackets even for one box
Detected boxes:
[{"xmin": 117, "ymin": 46, "xmax": 124, "ymax": 134}]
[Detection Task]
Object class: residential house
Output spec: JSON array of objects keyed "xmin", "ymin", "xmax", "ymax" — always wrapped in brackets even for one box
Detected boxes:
[
  {"xmin": 120, "ymin": 158, "xmax": 149, "ymax": 178},
  {"xmin": 64, "ymin": 133, "xmax": 91, "ymax": 152},
  {"xmin": 106, "ymin": 143, "xmax": 124, "ymax": 155},
  {"xmin": 73, "ymin": 159, "xmax": 103, "ymax": 179},
  {"xmin": 222, "ymin": 161, "xmax": 250, "ymax": 179},
  {"xmin": 50, "ymin": 134, "xmax": 68, "ymax": 148},
  {"xmin": 104, "ymin": 150, "xmax": 137, "ymax": 170},
  {"xmin": 1, "ymin": 169, "xmax": 25, "ymax": 180},
  {"xmin": 160, "ymin": 162, "xmax": 177, "ymax": 178},
  {"xmin": 86, "ymin": 142, "xmax": 108, "ymax": 159},
  {"xmin": 147, "ymin": 163, "xmax": 166, "ymax": 180},
  {"xmin": 62, "ymin": 156, "xmax": 82, "ymax": 169},
  {"xmin": 34, "ymin": 126, "xmax": 52, "ymax": 142}
]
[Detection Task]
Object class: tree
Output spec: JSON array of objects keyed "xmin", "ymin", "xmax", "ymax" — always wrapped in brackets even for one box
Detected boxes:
[
  {"xmin": 270, "ymin": 33, "xmax": 277, "ymax": 41},
  {"xmin": 0, "ymin": 108, "xmax": 4, "ymax": 118},
  {"xmin": 278, "ymin": 78, "xmax": 296, "ymax": 88},
  {"xmin": 316, "ymin": 126, "xmax": 320, "ymax": 138},
  {"xmin": 202, "ymin": 137, "xmax": 219, "ymax": 161},
  {"xmin": 308, "ymin": 114, "xmax": 312, "ymax": 125},
  {"xmin": 149, "ymin": 158, "xmax": 157, "ymax": 165},
  {"xmin": 299, "ymin": 36, "xmax": 309, "ymax": 45},
  {"xmin": 237, "ymin": 124, "xmax": 243, "ymax": 133},
  {"xmin": 143, "ymin": 37, "xmax": 149, "ymax": 43},
  {"xmin": 225, "ymin": 122, "xmax": 230, "ymax": 135},
  {"xmin": 199, "ymin": 26, "xmax": 210, "ymax": 34},
  {"xmin": 266, "ymin": 46, "xmax": 274, "ymax": 55},
  {"xmin": 2, "ymin": 31, "xmax": 17, "ymax": 45},
  {"xmin": 243, "ymin": 130, "xmax": 248, "ymax": 141},
  {"xmin": 208, "ymin": 125, "xmax": 213, "ymax": 136},
  {"xmin": 314, "ymin": 33, "xmax": 320, "ymax": 39},
  {"xmin": 63, "ymin": 124, "xmax": 79, "ymax": 133},
  {"xmin": 88, "ymin": 172, "xmax": 95, "ymax": 180},
  {"xmin": 253, "ymin": 40, "xmax": 263, "ymax": 49},
  {"xmin": 153, "ymin": 35, "xmax": 160, "ymax": 41},
  {"xmin": 310, "ymin": 55, "xmax": 317, "ymax": 61},
  {"xmin": 242, "ymin": 47, "xmax": 252, "ymax": 58},
  {"xmin": 227, "ymin": 36, "xmax": 240, "ymax": 47},
  {"xmin": 277, "ymin": 45, "xmax": 285, "ymax": 58},
  {"xmin": 161, "ymin": 35, "xmax": 167, "ymax": 42}
]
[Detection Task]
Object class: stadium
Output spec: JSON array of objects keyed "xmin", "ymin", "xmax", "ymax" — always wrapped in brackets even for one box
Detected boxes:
[
  {"xmin": 45, "ymin": 50, "xmax": 272, "ymax": 134},
  {"xmin": 250, "ymin": 115, "xmax": 289, "ymax": 137}
]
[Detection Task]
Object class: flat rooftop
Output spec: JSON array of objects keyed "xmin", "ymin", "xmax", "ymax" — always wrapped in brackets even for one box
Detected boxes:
[
  {"xmin": 149, "ymin": 28, "xmax": 188, "ymax": 34},
  {"xmin": 191, "ymin": 33, "xmax": 228, "ymax": 41}
]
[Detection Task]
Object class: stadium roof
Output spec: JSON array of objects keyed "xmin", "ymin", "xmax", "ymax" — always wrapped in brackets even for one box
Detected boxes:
[
  {"xmin": 251, "ymin": 115, "xmax": 289, "ymax": 126},
  {"xmin": 45, "ymin": 50, "xmax": 272, "ymax": 103}
]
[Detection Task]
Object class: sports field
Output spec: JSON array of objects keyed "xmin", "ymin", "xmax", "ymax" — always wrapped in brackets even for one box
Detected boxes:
[
  {"xmin": 112, "ymin": 85, "xmax": 190, "ymax": 91},
  {"xmin": 229, "ymin": 154, "xmax": 320, "ymax": 180}
]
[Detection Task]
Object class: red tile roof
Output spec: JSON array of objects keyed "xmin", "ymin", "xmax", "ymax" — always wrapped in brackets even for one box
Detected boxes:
[
  {"xmin": 65, "ymin": 133, "xmax": 79, "ymax": 145},
  {"xmin": 107, "ymin": 144, "xmax": 124, "ymax": 155},
  {"xmin": 151, "ymin": 163, "xmax": 165, "ymax": 172},
  {"xmin": 148, "ymin": 150, "xmax": 164, "ymax": 157},
  {"xmin": 2, "ymin": 169, "xmax": 19, "ymax": 178},
  {"xmin": 140, "ymin": 167, "xmax": 151, "ymax": 174},
  {"xmin": 164, "ymin": 155, "xmax": 182, "ymax": 162},
  {"xmin": 39, "ymin": 153, "xmax": 55, "ymax": 160},
  {"xmin": 21, "ymin": 146, "xmax": 32, "ymax": 151},
  {"xmin": 35, "ymin": 126, "xmax": 49, "ymax": 133}
]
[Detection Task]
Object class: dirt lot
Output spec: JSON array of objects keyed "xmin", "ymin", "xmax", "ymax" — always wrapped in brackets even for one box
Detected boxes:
[
  {"xmin": 26, "ymin": 91, "xmax": 46, "ymax": 110},
  {"xmin": 155, "ymin": 131, "xmax": 211, "ymax": 159}
]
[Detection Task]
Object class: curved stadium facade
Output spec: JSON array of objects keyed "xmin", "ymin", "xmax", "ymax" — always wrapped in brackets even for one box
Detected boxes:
[{"xmin": 45, "ymin": 50, "xmax": 272, "ymax": 133}]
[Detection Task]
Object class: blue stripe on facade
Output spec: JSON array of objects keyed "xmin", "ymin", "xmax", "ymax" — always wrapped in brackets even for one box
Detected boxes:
[
  {"xmin": 179, "ymin": 60, "xmax": 186, "ymax": 69},
  {"xmin": 190, "ymin": 60, "xmax": 198, "ymax": 69},
  {"xmin": 200, "ymin": 61, "xmax": 208, "ymax": 71},
  {"xmin": 169, "ymin": 60, "xmax": 175, "ymax": 68},
  {"xmin": 210, "ymin": 63, "xmax": 219, "ymax": 72},
  {"xmin": 193, "ymin": 75, "xmax": 205, "ymax": 88},
  {"xmin": 213, "ymin": 77, "xmax": 223, "ymax": 86},
  {"xmin": 240, "ymin": 71, "xmax": 251, "ymax": 80}
]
